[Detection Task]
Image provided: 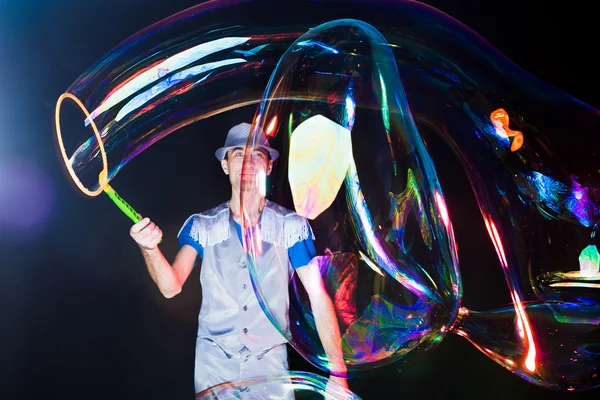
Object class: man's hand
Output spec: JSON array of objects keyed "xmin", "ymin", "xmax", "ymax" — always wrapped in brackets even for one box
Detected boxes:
[
  {"xmin": 130, "ymin": 217, "xmax": 162, "ymax": 250},
  {"xmin": 325, "ymin": 375, "xmax": 350, "ymax": 399}
]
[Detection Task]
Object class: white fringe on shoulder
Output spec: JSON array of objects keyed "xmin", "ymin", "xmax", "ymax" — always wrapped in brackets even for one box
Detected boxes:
[
  {"xmin": 260, "ymin": 206, "xmax": 315, "ymax": 248},
  {"xmin": 189, "ymin": 207, "xmax": 231, "ymax": 248},
  {"xmin": 182, "ymin": 202, "xmax": 315, "ymax": 249}
]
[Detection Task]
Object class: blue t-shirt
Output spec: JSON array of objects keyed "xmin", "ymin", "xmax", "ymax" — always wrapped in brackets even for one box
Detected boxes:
[{"xmin": 178, "ymin": 217, "xmax": 316, "ymax": 269}]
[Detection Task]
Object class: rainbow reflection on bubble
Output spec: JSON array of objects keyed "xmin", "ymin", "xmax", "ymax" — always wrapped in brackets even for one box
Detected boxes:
[
  {"xmin": 55, "ymin": 0, "xmax": 600, "ymax": 392},
  {"xmin": 195, "ymin": 370, "xmax": 361, "ymax": 399}
]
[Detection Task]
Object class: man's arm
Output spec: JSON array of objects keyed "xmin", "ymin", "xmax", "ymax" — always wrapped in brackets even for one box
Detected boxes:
[
  {"xmin": 296, "ymin": 259, "xmax": 348, "ymax": 385},
  {"xmin": 131, "ymin": 217, "xmax": 197, "ymax": 298}
]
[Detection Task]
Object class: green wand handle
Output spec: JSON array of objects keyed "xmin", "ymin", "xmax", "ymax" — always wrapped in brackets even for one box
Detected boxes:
[
  {"xmin": 102, "ymin": 181, "xmax": 162, "ymax": 244},
  {"xmin": 103, "ymin": 183, "xmax": 142, "ymax": 223}
]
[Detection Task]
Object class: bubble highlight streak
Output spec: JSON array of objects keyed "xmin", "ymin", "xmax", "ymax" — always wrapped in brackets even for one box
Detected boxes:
[
  {"xmin": 484, "ymin": 216, "xmax": 537, "ymax": 373},
  {"xmin": 85, "ymin": 37, "xmax": 252, "ymax": 125}
]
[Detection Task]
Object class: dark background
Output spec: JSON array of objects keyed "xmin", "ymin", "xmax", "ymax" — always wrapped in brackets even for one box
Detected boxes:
[{"xmin": 1, "ymin": 0, "xmax": 598, "ymax": 399}]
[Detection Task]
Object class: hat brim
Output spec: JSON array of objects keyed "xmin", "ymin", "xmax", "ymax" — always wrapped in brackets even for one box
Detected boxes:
[{"xmin": 215, "ymin": 145, "xmax": 279, "ymax": 161}]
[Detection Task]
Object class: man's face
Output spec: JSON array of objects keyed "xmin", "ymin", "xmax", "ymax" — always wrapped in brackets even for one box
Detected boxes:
[{"xmin": 221, "ymin": 146, "xmax": 273, "ymax": 192}]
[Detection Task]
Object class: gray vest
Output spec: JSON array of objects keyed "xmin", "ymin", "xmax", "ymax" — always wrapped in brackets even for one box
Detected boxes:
[{"xmin": 182, "ymin": 200, "xmax": 314, "ymax": 355}]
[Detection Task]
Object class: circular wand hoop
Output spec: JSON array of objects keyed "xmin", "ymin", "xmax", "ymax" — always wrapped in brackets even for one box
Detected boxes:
[{"xmin": 55, "ymin": 92, "xmax": 144, "ymax": 225}]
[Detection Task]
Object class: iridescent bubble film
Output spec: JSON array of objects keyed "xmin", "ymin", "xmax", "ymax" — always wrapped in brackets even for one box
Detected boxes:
[
  {"xmin": 241, "ymin": 18, "xmax": 459, "ymax": 378},
  {"xmin": 194, "ymin": 371, "xmax": 361, "ymax": 399},
  {"xmin": 54, "ymin": 0, "xmax": 600, "ymax": 391}
]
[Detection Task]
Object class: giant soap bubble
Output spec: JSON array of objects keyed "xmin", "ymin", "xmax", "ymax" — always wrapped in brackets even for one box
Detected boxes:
[
  {"xmin": 54, "ymin": 0, "xmax": 600, "ymax": 392},
  {"xmin": 240, "ymin": 18, "xmax": 459, "ymax": 378}
]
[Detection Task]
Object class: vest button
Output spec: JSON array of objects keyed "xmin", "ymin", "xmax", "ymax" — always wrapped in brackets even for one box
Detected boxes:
[
  {"xmin": 242, "ymin": 284, "xmax": 247, "ymax": 289},
  {"xmin": 243, "ymin": 328, "xmax": 248, "ymax": 334},
  {"xmin": 243, "ymin": 305, "xmax": 248, "ymax": 311}
]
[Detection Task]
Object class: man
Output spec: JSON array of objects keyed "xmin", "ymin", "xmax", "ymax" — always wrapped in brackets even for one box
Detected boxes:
[{"xmin": 130, "ymin": 122, "xmax": 349, "ymax": 396}]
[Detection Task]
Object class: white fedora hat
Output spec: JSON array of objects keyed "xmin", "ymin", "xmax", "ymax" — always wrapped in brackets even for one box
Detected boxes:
[{"xmin": 215, "ymin": 122, "xmax": 279, "ymax": 161}]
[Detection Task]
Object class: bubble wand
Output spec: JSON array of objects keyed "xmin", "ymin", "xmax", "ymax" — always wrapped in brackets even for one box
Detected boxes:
[{"xmin": 55, "ymin": 93, "xmax": 154, "ymax": 233}]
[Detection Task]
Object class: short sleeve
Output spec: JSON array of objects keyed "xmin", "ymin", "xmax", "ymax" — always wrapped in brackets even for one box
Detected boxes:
[
  {"xmin": 177, "ymin": 215, "xmax": 204, "ymax": 259},
  {"xmin": 288, "ymin": 232, "xmax": 316, "ymax": 269}
]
